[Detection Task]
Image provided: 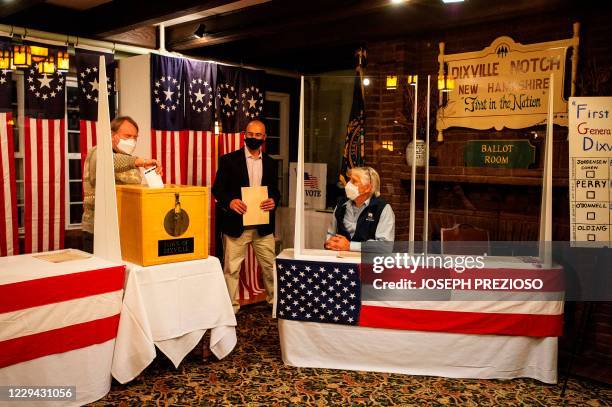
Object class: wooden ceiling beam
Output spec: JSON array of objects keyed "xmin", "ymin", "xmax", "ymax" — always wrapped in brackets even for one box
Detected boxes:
[
  {"xmin": 0, "ymin": 0, "xmax": 45, "ymax": 19},
  {"xmin": 78, "ymin": 0, "xmax": 238, "ymax": 37},
  {"xmin": 170, "ymin": 0, "xmax": 570, "ymax": 54},
  {"xmin": 168, "ymin": 0, "xmax": 395, "ymax": 51}
]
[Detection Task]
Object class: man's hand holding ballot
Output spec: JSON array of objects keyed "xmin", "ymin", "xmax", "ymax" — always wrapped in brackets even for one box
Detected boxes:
[
  {"xmin": 241, "ymin": 186, "xmax": 270, "ymax": 226},
  {"xmin": 260, "ymin": 198, "xmax": 276, "ymax": 211},
  {"xmin": 230, "ymin": 199, "xmax": 247, "ymax": 215}
]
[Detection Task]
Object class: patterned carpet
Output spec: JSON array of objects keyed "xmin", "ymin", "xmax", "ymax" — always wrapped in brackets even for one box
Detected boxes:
[{"xmin": 93, "ymin": 303, "xmax": 611, "ymax": 406}]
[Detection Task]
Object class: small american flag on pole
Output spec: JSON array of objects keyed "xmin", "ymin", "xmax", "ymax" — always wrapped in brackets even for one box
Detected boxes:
[{"xmin": 304, "ymin": 172, "xmax": 318, "ymax": 189}]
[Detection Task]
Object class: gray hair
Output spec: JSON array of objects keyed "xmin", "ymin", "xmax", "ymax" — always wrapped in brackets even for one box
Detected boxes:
[{"xmin": 348, "ymin": 166, "xmax": 381, "ymax": 197}]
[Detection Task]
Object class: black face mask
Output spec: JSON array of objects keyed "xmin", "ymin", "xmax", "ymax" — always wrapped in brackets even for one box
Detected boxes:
[{"xmin": 245, "ymin": 137, "xmax": 264, "ymax": 150}]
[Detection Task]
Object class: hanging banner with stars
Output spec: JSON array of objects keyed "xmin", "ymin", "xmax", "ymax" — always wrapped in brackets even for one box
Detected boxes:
[
  {"xmin": 216, "ymin": 64, "xmax": 268, "ymax": 306},
  {"xmin": 238, "ymin": 68, "xmax": 265, "ymax": 131},
  {"xmin": 23, "ymin": 45, "xmax": 67, "ymax": 253},
  {"xmin": 24, "ymin": 52, "xmax": 66, "ymax": 119},
  {"xmin": 0, "ymin": 63, "xmax": 13, "ymax": 113},
  {"xmin": 75, "ymin": 50, "xmax": 115, "ymax": 122},
  {"xmin": 216, "ymin": 65, "xmax": 265, "ymax": 134},
  {"xmin": 183, "ymin": 58, "xmax": 217, "ymax": 255},
  {"xmin": 184, "ymin": 59, "xmax": 216, "ymax": 132},
  {"xmin": 151, "ymin": 54, "xmax": 185, "ymax": 131},
  {"xmin": 150, "ymin": 54, "xmax": 186, "ymax": 184},
  {"xmin": 216, "ymin": 65, "xmax": 240, "ymax": 134},
  {"xmin": 75, "ymin": 49, "xmax": 116, "ymax": 168}
]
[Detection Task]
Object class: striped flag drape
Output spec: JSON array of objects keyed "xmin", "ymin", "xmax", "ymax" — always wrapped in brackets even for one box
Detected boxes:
[
  {"xmin": 216, "ymin": 64, "xmax": 267, "ymax": 305},
  {"xmin": 76, "ymin": 50, "xmax": 115, "ymax": 168},
  {"xmin": 0, "ymin": 111, "xmax": 18, "ymax": 256},
  {"xmin": 0, "ymin": 64, "xmax": 18, "ymax": 256},
  {"xmin": 147, "ymin": 57, "xmax": 269, "ymax": 304},
  {"xmin": 79, "ymin": 119, "xmax": 97, "ymax": 164},
  {"xmin": 151, "ymin": 54, "xmax": 186, "ymax": 185},
  {"xmin": 186, "ymin": 130, "xmax": 217, "ymax": 254},
  {"xmin": 218, "ymin": 131, "xmax": 244, "ymax": 155},
  {"xmin": 24, "ymin": 117, "xmax": 66, "ymax": 253},
  {"xmin": 24, "ymin": 53, "xmax": 67, "ymax": 253},
  {"xmin": 184, "ymin": 58, "xmax": 218, "ymax": 255},
  {"xmin": 151, "ymin": 130, "xmax": 186, "ymax": 185}
]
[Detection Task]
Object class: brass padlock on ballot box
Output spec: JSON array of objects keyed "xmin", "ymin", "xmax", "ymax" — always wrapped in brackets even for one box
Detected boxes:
[{"xmin": 116, "ymin": 184, "xmax": 208, "ymax": 266}]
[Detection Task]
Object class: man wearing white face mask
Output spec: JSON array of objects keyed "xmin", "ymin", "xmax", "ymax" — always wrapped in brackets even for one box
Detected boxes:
[
  {"xmin": 81, "ymin": 116, "xmax": 162, "ymax": 253},
  {"xmin": 325, "ymin": 166, "xmax": 395, "ymax": 252}
]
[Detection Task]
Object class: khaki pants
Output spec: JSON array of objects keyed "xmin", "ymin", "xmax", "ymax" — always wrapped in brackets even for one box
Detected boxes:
[{"xmin": 223, "ymin": 229, "xmax": 275, "ymax": 313}]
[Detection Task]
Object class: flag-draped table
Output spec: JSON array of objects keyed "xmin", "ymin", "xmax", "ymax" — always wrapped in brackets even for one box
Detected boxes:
[
  {"xmin": 0, "ymin": 250, "xmax": 125, "ymax": 406},
  {"xmin": 111, "ymin": 257, "xmax": 237, "ymax": 384},
  {"xmin": 275, "ymin": 249, "xmax": 562, "ymax": 384}
]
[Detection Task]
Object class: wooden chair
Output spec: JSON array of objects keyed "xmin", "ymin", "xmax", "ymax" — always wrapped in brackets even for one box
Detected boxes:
[{"xmin": 440, "ymin": 223, "xmax": 490, "ymax": 255}]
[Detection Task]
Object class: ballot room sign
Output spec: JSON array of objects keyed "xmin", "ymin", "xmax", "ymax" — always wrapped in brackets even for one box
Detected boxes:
[{"xmin": 568, "ymin": 97, "xmax": 612, "ymax": 245}]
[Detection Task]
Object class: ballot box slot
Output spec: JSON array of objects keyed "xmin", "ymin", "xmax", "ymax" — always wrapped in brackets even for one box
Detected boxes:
[{"xmin": 163, "ymin": 192, "xmax": 190, "ymax": 237}]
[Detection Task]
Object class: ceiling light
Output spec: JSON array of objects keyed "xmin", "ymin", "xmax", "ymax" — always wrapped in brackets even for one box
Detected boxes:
[
  {"xmin": 12, "ymin": 45, "xmax": 31, "ymax": 68},
  {"xmin": 362, "ymin": 78, "xmax": 370, "ymax": 86},
  {"xmin": 437, "ymin": 74, "xmax": 455, "ymax": 92},
  {"xmin": 30, "ymin": 45, "xmax": 48, "ymax": 63},
  {"xmin": 193, "ymin": 24, "xmax": 207, "ymax": 39},
  {"xmin": 442, "ymin": 0, "xmax": 464, "ymax": 3},
  {"xmin": 57, "ymin": 51, "xmax": 69, "ymax": 73},
  {"xmin": 391, "ymin": 0, "xmax": 407, "ymax": 4}
]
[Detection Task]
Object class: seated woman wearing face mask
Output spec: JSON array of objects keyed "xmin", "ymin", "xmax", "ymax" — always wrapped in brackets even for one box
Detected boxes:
[
  {"xmin": 324, "ymin": 166, "xmax": 395, "ymax": 252},
  {"xmin": 81, "ymin": 116, "xmax": 163, "ymax": 253}
]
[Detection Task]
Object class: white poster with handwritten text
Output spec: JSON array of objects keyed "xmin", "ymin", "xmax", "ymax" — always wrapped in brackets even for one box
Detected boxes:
[{"xmin": 569, "ymin": 97, "xmax": 612, "ymax": 245}]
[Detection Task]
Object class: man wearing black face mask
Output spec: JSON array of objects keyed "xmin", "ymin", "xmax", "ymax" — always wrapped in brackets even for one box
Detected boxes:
[{"xmin": 212, "ymin": 119, "xmax": 280, "ymax": 313}]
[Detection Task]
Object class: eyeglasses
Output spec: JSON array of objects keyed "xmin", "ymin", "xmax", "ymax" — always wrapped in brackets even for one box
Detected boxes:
[{"xmin": 246, "ymin": 132, "xmax": 265, "ymax": 138}]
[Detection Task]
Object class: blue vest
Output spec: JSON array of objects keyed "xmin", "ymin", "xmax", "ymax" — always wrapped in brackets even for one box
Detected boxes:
[{"xmin": 334, "ymin": 196, "xmax": 387, "ymax": 242}]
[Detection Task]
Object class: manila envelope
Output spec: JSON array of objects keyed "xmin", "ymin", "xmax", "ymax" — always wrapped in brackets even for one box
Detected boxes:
[{"xmin": 241, "ymin": 186, "xmax": 269, "ymax": 226}]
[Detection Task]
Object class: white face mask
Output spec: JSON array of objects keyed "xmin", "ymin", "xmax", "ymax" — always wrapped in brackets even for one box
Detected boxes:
[
  {"xmin": 344, "ymin": 181, "xmax": 360, "ymax": 201},
  {"xmin": 116, "ymin": 138, "xmax": 136, "ymax": 155}
]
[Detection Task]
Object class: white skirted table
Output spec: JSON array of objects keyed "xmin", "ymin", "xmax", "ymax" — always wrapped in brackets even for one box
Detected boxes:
[
  {"xmin": 111, "ymin": 256, "xmax": 237, "ymax": 384},
  {"xmin": 276, "ymin": 249, "xmax": 561, "ymax": 384},
  {"xmin": 0, "ymin": 250, "xmax": 125, "ymax": 407}
]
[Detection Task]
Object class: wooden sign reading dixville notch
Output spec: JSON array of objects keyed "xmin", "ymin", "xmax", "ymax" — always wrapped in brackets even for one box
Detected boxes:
[
  {"xmin": 436, "ymin": 23, "xmax": 580, "ymax": 142},
  {"xmin": 465, "ymin": 140, "xmax": 536, "ymax": 168}
]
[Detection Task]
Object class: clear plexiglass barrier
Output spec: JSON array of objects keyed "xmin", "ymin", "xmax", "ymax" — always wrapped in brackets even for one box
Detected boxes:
[{"xmin": 279, "ymin": 72, "xmax": 557, "ymax": 262}]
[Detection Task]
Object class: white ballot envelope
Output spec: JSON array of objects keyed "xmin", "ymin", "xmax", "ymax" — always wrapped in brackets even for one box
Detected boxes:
[
  {"xmin": 144, "ymin": 166, "xmax": 164, "ymax": 188},
  {"xmin": 242, "ymin": 186, "xmax": 269, "ymax": 226}
]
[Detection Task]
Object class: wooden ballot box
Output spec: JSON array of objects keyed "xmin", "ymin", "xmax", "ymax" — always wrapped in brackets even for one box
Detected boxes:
[{"xmin": 116, "ymin": 185, "xmax": 208, "ymax": 266}]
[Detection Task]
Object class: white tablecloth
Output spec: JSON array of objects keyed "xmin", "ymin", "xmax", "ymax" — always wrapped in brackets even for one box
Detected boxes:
[
  {"xmin": 111, "ymin": 257, "xmax": 237, "ymax": 384},
  {"xmin": 276, "ymin": 249, "xmax": 559, "ymax": 384},
  {"xmin": 0, "ymin": 251, "xmax": 124, "ymax": 406}
]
